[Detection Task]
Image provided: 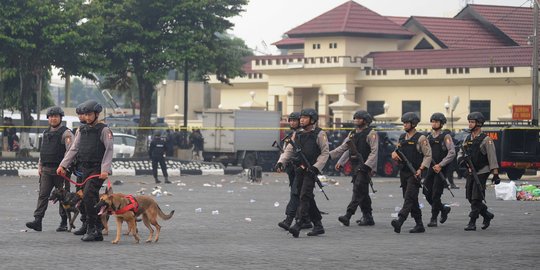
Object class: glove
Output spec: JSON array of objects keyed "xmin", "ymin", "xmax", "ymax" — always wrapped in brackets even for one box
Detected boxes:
[
  {"xmin": 308, "ymin": 167, "xmax": 321, "ymax": 175},
  {"xmin": 275, "ymin": 162, "xmax": 284, "ymax": 172},
  {"xmin": 491, "ymin": 174, "xmax": 501, "ymax": 185}
]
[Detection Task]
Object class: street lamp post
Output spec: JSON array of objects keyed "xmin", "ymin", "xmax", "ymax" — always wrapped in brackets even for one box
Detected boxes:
[{"xmin": 533, "ymin": 0, "xmax": 539, "ymax": 126}]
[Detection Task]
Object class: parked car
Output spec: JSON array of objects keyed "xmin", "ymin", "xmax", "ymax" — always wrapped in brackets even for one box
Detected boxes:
[{"xmin": 113, "ymin": 133, "xmax": 136, "ymax": 158}]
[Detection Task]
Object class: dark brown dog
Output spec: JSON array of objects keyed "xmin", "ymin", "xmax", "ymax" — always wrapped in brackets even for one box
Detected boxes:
[
  {"xmin": 49, "ymin": 189, "xmax": 81, "ymax": 232},
  {"xmin": 96, "ymin": 188, "xmax": 174, "ymax": 244}
]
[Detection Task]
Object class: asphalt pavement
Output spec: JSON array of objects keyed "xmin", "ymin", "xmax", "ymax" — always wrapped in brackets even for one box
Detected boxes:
[{"xmin": 0, "ymin": 173, "xmax": 538, "ymax": 269}]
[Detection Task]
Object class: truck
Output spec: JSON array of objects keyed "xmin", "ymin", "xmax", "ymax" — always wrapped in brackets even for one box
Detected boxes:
[
  {"xmin": 201, "ymin": 109, "xmax": 281, "ymax": 171},
  {"xmin": 481, "ymin": 125, "xmax": 540, "ymax": 180}
]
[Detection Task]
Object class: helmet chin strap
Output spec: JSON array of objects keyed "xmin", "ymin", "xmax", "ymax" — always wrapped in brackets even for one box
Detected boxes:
[{"xmin": 87, "ymin": 113, "xmax": 98, "ymax": 125}]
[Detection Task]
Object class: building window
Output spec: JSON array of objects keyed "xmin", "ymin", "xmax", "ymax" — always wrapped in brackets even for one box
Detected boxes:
[
  {"xmin": 470, "ymin": 100, "xmax": 491, "ymax": 121},
  {"xmin": 313, "ymin": 43, "xmax": 321, "ymax": 49},
  {"xmin": 402, "ymin": 100, "xmax": 421, "ymax": 119},
  {"xmin": 509, "ymin": 66, "xmax": 514, "ymax": 72},
  {"xmin": 422, "ymin": 68, "xmax": 427, "ymax": 75},
  {"xmin": 405, "ymin": 69, "xmax": 409, "ymax": 75},
  {"xmin": 367, "ymin": 101, "xmax": 385, "ymax": 117},
  {"xmin": 329, "ymin": 42, "xmax": 337, "ymax": 49}
]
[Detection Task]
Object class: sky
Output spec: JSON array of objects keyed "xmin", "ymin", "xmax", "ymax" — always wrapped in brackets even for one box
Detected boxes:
[{"xmin": 229, "ymin": 0, "xmax": 532, "ymax": 54}]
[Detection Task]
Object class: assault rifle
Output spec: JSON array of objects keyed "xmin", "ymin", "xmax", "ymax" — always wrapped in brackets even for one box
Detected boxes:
[
  {"xmin": 460, "ymin": 150, "xmax": 486, "ymax": 203},
  {"xmin": 286, "ymin": 132, "xmax": 329, "ymax": 200},
  {"xmin": 428, "ymin": 160, "xmax": 454, "ymax": 197},
  {"xmin": 386, "ymin": 137, "xmax": 428, "ymax": 193},
  {"xmin": 272, "ymin": 132, "xmax": 292, "ymax": 153},
  {"xmin": 345, "ymin": 132, "xmax": 377, "ymax": 193}
]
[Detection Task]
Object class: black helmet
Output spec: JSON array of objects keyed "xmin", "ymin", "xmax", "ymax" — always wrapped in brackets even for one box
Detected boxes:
[
  {"xmin": 467, "ymin": 112, "xmax": 485, "ymax": 125},
  {"xmin": 75, "ymin": 104, "xmax": 83, "ymax": 115},
  {"xmin": 46, "ymin": 106, "xmax": 64, "ymax": 118},
  {"xmin": 401, "ymin": 112, "xmax": 420, "ymax": 125},
  {"xmin": 300, "ymin": 108, "xmax": 318, "ymax": 123},
  {"xmin": 353, "ymin": 110, "xmax": 373, "ymax": 124},
  {"xmin": 288, "ymin": 112, "xmax": 300, "ymax": 121},
  {"xmin": 78, "ymin": 100, "xmax": 103, "ymax": 114},
  {"xmin": 430, "ymin": 112, "xmax": 447, "ymax": 125}
]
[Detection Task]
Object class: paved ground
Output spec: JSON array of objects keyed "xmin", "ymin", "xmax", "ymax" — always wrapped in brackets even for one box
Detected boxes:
[{"xmin": 0, "ymin": 173, "xmax": 538, "ymax": 269}]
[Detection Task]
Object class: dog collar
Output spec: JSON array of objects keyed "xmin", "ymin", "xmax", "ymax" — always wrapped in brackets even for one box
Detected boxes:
[{"xmin": 113, "ymin": 195, "xmax": 139, "ymax": 215}]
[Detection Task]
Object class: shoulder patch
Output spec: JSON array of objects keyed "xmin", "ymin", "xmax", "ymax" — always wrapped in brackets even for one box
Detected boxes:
[
  {"xmin": 107, "ymin": 131, "xmax": 113, "ymax": 140},
  {"xmin": 321, "ymin": 132, "xmax": 328, "ymax": 142},
  {"xmin": 65, "ymin": 136, "xmax": 72, "ymax": 145},
  {"xmin": 488, "ymin": 140, "xmax": 493, "ymax": 145}
]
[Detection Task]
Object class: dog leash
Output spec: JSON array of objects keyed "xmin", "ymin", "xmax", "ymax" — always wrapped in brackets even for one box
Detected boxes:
[{"xmin": 58, "ymin": 174, "xmax": 102, "ymax": 187}]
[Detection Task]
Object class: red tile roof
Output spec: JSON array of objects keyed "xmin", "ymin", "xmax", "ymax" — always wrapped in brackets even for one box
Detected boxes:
[
  {"xmin": 367, "ymin": 46, "xmax": 533, "ymax": 69},
  {"xmin": 407, "ymin": 16, "xmax": 509, "ymax": 49},
  {"xmin": 386, "ymin": 16, "xmax": 409, "ymax": 26},
  {"xmin": 457, "ymin": 4, "xmax": 536, "ymax": 46},
  {"xmin": 286, "ymin": 0, "xmax": 412, "ymax": 39},
  {"xmin": 272, "ymin": 38, "xmax": 305, "ymax": 47}
]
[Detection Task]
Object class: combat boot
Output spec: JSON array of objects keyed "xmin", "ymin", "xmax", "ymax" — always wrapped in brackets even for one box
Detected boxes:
[
  {"xmin": 357, "ymin": 213, "xmax": 375, "ymax": 226},
  {"xmin": 464, "ymin": 217, "xmax": 477, "ymax": 231},
  {"xmin": 481, "ymin": 211, "xmax": 494, "ymax": 230},
  {"xmin": 81, "ymin": 224, "xmax": 99, "ymax": 241},
  {"xmin": 73, "ymin": 221, "xmax": 87, "ymax": 235},
  {"xmin": 164, "ymin": 177, "xmax": 171, "ymax": 184},
  {"xmin": 409, "ymin": 217, "xmax": 425, "ymax": 233},
  {"xmin": 155, "ymin": 177, "xmax": 161, "ymax": 184},
  {"xmin": 427, "ymin": 217, "xmax": 438, "ymax": 227},
  {"xmin": 288, "ymin": 221, "xmax": 302, "ymax": 238},
  {"xmin": 307, "ymin": 220, "xmax": 325, "ymax": 236},
  {"xmin": 338, "ymin": 213, "xmax": 352, "ymax": 226},
  {"xmin": 301, "ymin": 219, "xmax": 313, "ymax": 229},
  {"xmin": 440, "ymin": 206, "xmax": 451, "ymax": 224},
  {"xmin": 26, "ymin": 217, "xmax": 42, "ymax": 232},
  {"xmin": 278, "ymin": 216, "xmax": 294, "ymax": 230},
  {"xmin": 56, "ymin": 216, "xmax": 68, "ymax": 232},
  {"xmin": 391, "ymin": 216, "xmax": 406, "ymax": 233}
]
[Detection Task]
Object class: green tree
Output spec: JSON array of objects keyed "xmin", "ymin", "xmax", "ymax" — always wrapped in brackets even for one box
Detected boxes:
[
  {"xmin": 0, "ymin": 0, "xmax": 93, "ymax": 155},
  {"xmin": 90, "ymin": 0, "xmax": 248, "ymax": 156}
]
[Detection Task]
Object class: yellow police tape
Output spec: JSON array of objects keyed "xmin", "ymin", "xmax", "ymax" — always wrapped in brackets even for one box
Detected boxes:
[{"xmin": 0, "ymin": 125, "xmax": 445, "ymax": 132}]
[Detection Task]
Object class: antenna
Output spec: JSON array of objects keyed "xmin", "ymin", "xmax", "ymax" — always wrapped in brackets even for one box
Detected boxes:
[{"xmin": 101, "ymin": 89, "xmax": 125, "ymax": 116}]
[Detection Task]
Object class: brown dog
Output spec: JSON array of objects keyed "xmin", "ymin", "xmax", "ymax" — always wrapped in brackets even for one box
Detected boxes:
[{"xmin": 96, "ymin": 188, "xmax": 174, "ymax": 244}]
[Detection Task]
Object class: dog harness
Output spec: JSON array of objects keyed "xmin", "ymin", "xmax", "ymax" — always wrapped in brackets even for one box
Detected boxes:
[{"xmin": 113, "ymin": 195, "xmax": 139, "ymax": 215}]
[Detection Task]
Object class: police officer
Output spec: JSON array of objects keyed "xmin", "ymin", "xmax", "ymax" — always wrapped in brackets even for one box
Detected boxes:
[
  {"xmin": 391, "ymin": 112, "xmax": 432, "ymax": 233},
  {"xmin": 276, "ymin": 108, "xmax": 329, "ymax": 238},
  {"xmin": 424, "ymin": 113, "xmax": 455, "ymax": 227},
  {"xmin": 70, "ymin": 104, "xmax": 88, "ymax": 236},
  {"xmin": 331, "ymin": 110, "xmax": 378, "ymax": 227},
  {"xmin": 57, "ymin": 100, "xmax": 114, "ymax": 241},
  {"xmin": 149, "ymin": 130, "xmax": 171, "ymax": 184},
  {"xmin": 277, "ymin": 112, "xmax": 312, "ymax": 231},
  {"xmin": 459, "ymin": 112, "xmax": 499, "ymax": 231},
  {"xmin": 26, "ymin": 107, "xmax": 73, "ymax": 232}
]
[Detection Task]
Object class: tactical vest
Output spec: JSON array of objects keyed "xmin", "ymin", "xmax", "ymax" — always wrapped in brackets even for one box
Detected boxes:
[
  {"xmin": 151, "ymin": 137, "xmax": 166, "ymax": 159},
  {"xmin": 428, "ymin": 131, "xmax": 449, "ymax": 164},
  {"xmin": 350, "ymin": 128, "xmax": 372, "ymax": 167},
  {"xmin": 40, "ymin": 126, "xmax": 68, "ymax": 166},
  {"xmin": 295, "ymin": 128, "xmax": 322, "ymax": 166},
  {"xmin": 398, "ymin": 132, "xmax": 423, "ymax": 171},
  {"xmin": 463, "ymin": 133, "xmax": 489, "ymax": 171},
  {"xmin": 77, "ymin": 123, "xmax": 107, "ymax": 164}
]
